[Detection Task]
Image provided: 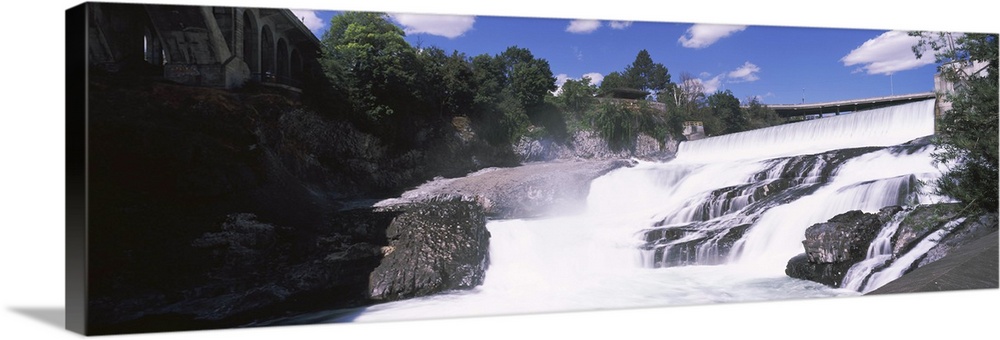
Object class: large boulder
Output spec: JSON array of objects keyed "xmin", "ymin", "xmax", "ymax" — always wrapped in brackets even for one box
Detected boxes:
[
  {"xmin": 369, "ymin": 199, "xmax": 491, "ymax": 301},
  {"xmin": 785, "ymin": 207, "xmax": 898, "ymax": 287}
]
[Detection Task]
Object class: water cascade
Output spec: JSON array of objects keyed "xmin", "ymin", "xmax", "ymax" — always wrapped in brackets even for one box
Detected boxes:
[
  {"xmin": 843, "ymin": 216, "xmax": 965, "ymax": 293},
  {"xmin": 320, "ymin": 99, "xmax": 945, "ymax": 323},
  {"xmin": 841, "ymin": 209, "xmax": 912, "ymax": 291},
  {"xmin": 860, "ymin": 219, "xmax": 960, "ymax": 292}
]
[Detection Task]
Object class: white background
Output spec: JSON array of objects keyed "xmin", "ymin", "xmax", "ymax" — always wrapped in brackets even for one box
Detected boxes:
[{"xmin": 1, "ymin": 0, "xmax": 996, "ymax": 339}]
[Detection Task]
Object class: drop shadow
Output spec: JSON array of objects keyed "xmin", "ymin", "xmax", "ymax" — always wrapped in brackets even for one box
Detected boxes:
[{"xmin": 9, "ymin": 307, "xmax": 65, "ymax": 330}]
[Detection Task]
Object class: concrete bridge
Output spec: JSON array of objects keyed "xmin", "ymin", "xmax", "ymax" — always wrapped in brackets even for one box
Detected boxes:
[
  {"xmin": 767, "ymin": 92, "xmax": 938, "ymax": 119},
  {"xmin": 86, "ymin": 3, "xmax": 320, "ymax": 90},
  {"xmin": 767, "ymin": 92, "xmax": 937, "ymax": 118}
]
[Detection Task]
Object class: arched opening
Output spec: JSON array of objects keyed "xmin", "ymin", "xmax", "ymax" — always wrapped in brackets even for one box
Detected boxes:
[
  {"xmin": 260, "ymin": 25, "xmax": 274, "ymax": 81},
  {"xmin": 241, "ymin": 11, "xmax": 259, "ymax": 74},
  {"xmin": 142, "ymin": 25, "xmax": 164, "ymax": 65},
  {"xmin": 290, "ymin": 48, "xmax": 302, "ymax": 82},
  {"xmin": 276, "ymin": 38, "xmax": 289, "ymax": 82},
  {"xmin": 94, "ymin": 3, "xmax": 152, "ymax": 69}
]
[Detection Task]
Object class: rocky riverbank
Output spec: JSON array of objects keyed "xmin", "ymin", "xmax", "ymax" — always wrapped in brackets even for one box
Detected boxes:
[
  {"xmin": 514, "ymin": 131, "xmax": 678, "ymax": 163},
  {"xmin": 786, "ymin": 203, "xmax": 998, "ymax": 292},
  {"xmin": 84, "ymin": 70, "xmax": 661, "ymax": 334},
  {"xmin": 866, "ymin": 230, "xmax": 998, "ymax": 294},
  {"xmin": 83, "ymin": 74, "xmax": 511, "ymax": 333}
]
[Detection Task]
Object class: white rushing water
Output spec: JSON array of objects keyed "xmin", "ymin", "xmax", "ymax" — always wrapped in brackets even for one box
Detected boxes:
[
  {"xmin": 840, "ymin": 210, "xmax": 909, "ymax": 291},
  {"xmin": 322, "ymin": 99, "xmax": 944, "ymax": 323},
  {"xmin": 674, "ymin": 100, "xmax": 936, "ymax": 163},
  {"xmin": 852, "ymin": 218, "xmax": 965, "ymax": 293}
]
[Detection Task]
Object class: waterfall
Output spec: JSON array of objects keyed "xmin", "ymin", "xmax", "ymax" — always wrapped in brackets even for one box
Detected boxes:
[
  {"xmin": 634, "ymin": 99, "xmax": 939, "ymax": 272},
  {"xmin": 312, "ymin": 99, "xmax": 944, "ymax": 323},
  {"xmin": 844, "ymin": 217, "xmax": 965, "ymax": 293},
  {"xmin": 675, "ymin": 99, "xmax": 935, "ymax": 163},
  {"xmin": 840, "ymin": 209, "xmax": 912, "ymax": 291}
]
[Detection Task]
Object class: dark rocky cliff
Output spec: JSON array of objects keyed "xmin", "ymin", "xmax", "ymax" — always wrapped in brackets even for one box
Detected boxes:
[
  {"xmin": 85, "ymin": 73, "xmax": 519, "ymax": 333},
  {"xmin": 84, "ymin": 71, "xmax": 649, "ymax": 334}
]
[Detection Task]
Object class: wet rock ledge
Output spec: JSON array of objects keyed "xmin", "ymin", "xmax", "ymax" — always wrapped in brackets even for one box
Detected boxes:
[
  {"xmin": 377, "ymin": 159, "xmax": 634, "ymax": 219},
  {"xmin": 785, "ymin": 208, "xmax": 898, "ymax": 287},
  {"xmin": 786, "ymin": 204, "xmax": 998, "ymax": 291}
]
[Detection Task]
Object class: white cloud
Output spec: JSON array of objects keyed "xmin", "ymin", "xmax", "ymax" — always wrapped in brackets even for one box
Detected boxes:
[
  {"xmin": 582, "ymin": 72, "xmax": 604, "ymax": 85},
  {"xmin": 566, "ymin": 20, "xmax": 601, "ymax": 34},
  {"xmin": 747, "ymin": 92, "xmax": 775, "ymax": 103},
  {"xmin": 566, "ymin": 20, "xmax": 632, "ymax": 34},
  {"xmin": 840, "ymin": 31, "xmax": 935, "ymax": 75},
  {"xmin": 685, "ymin": 74, "xmax": 724, "ymax": 95},
  {"xmin": 555, "ymin": 74, "xmax": 571, "ymax": 89},
  {"xmin": 688, "ymin": 61, "xmax": 760, "ymax": 96},
  {"xmin": 553, "ymin": 73, "xmax": 604, "ymax": 95},
  {"xmin": 701, "ymin": 75, "xmax": 724, "ymax": 93},
  {"xmin": 727, "ymin": 61, "xmax": 761, "ymax": 82},
  {"xmin": 291, "ymin": 10, "xmax": 326, "ymax": 35},
  {"xmin": 609, "ymin": 21, "xmax": 633, "ymax": 30},
  {"xmin": 390, "ymin": 13, "xmax": 476, "ymax": 39},
  {"xmin": 678, "ymin": 24, "xmax": 746, "ymax": 49}
]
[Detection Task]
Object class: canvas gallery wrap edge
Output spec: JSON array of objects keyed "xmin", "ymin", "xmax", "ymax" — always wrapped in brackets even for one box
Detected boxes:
[{"xmin": 65, "ymin": 0, "xmax": 998, "ymax": 337}]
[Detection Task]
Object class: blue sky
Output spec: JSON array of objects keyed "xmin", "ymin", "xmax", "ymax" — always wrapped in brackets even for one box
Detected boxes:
[{"xmin": 289, "ymin": 4, "xmax": 948, "ymax": 105}]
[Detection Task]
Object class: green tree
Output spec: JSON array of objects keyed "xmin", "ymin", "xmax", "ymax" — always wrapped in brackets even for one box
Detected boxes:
[
  {"xmin": 911, "ymin": 32, "xmax": 998, "ymax": 213},
  {"xmin": 599, "ymin": 71, "xmax": 628, "ymax": 95},
  {"xmin": 593, "ymin": 101, "xmax": 637, "ymax": 151},
  {"xmin": 471, "ymin": 53, "xmax": 505, "ymax": 106},
  {"xmin": 707, "ymin": 90, "xmax": 746, "ymax": 134},
  {"xmin": 470, "ymin": 47, "xmax": 556, "ymax": 108},
  {"xmin": 416, "ymin": 47, "xmax": 476, "ymax": 119},
  {"xmin": 321, "ymin": 12, "xmax": 418, "ymax": 122},
  {"xmin": 744, "ymin": 97, "xmax": 783, "ymax": 130},
  {"xmin": 599, "ymin": 50, "xmax": 672, "ymax": 100},
  {"xmin": 498, "ymin": 46, "xmax": 558, "ymax": 108},
  {"xmin": 557, "ymin": 76, "xmax": 598, "ymax": 113},
  {"xmin": 623, "ymin": 49, "xmax": 671, "ymax": 96},
  {"xmin": 468, "ymin": 47, "xmax": 557, "ymax": 144}
]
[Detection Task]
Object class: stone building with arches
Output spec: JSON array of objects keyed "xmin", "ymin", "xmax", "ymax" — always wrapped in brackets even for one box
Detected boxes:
[{"xmin": 86, "ymin": 2, "xmax": 320, "ymax": 91}]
